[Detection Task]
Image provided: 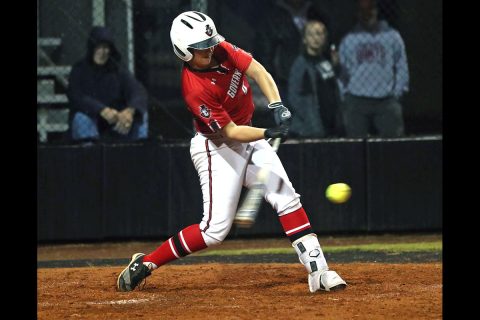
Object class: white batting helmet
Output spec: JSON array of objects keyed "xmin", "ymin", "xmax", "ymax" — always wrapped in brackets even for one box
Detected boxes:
[{"xmin": 170, "ymin": 11, "xmax": 225, "ymax": 61}]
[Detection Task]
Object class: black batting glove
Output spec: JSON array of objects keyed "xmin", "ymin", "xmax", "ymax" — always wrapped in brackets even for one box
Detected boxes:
[
  {"xmin": 264, "ymin": 123, "xmax": 289, "ymax": 142},
  {"xmin": 268, "ymin": 101, "xmax": 292, "ymax": 126}
]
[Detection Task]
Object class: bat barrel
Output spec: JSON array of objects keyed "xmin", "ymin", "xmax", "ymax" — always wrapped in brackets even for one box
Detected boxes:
[
  {"xmin": 234, "ymin": 212, "xmax": 257, "ymax": 228},
  {"xmin": 233, "ymin": 138, "xmax": 282, "ymax": 229}
]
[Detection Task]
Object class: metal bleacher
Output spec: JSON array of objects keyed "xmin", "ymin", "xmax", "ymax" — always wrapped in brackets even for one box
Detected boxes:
[
  {"xmin": 37, "ymin": 0, "xmax": 136, "ymax": 143},
  {"xmin": 37, "ymin": 37, "xmax": 71, "ymax": 143}
]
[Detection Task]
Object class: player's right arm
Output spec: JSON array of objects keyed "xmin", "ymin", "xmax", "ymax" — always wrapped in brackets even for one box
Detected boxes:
[
  {"xmin": 221, "ymin": 121, "xmax": 266, "ymax": 142},
  {"xmin": 245, "ymin": 58, "xmax": 281, "ymax": 105},
  {"xmin": 184, "ymin": 86, "xmax": 287, "ymax": 142},
  {"xmin": 221, "ymin": 121, "xmax": 289, "ymax": 143}
]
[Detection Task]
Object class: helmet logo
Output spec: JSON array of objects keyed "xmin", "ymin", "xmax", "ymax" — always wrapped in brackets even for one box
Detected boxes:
[{"xmin": 205, "ymin": 24, "xmax": 213, "ymax": 36}]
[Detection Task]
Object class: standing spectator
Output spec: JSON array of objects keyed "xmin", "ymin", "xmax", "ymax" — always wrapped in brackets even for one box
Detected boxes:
[
  {"xmin": 67, "ymin": 26, "xmax": 148, "ymax": 143},
  {"xmin": 254, "ymin": 0, "xmax": 325, "ymax": 104},
  {"xmin": 288, "ymin": 19, "xmax": 343, "ymax": 138},
  {"xmin": 338, "ymin": 0, "xmax": 409, "ymax": 137}
]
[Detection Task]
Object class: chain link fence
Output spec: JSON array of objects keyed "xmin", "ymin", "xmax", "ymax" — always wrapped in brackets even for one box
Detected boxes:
[
  {"xmin": 37, "ymin": 0, "xmax": 142, "ymax": 143},
  {"xmin": 37, "ymin": 0, "xmax": 441, "ymax": 144}
]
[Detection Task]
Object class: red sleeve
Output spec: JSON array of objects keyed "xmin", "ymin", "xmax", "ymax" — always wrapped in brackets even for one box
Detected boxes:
[
  {"xmin": 185, "ymin": 90, "xmax": 232, "ymax": 132},
  {"xmin": 220, "ymin": 41, "xmax": 253, "ymax": 73}
]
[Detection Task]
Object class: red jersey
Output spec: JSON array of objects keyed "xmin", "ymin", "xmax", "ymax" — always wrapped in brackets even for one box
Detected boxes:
[{"xmin": 181, "ymin": 41, "xmax": 254, "ymax": 134}]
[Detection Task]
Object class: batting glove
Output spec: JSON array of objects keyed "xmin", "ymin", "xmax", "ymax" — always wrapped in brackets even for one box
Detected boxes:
[
  {"xmin": 264, "ymin": 123, "xmax": 289, "ymax": 142},
  {"xmin": 268, "ymin": 101, "xmax": 292, "ymax": 126}
]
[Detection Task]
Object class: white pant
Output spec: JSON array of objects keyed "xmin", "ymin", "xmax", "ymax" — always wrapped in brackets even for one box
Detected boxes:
[{"xmin": 190, "ymin": 133, "xmax": 301, "ymax": 247}]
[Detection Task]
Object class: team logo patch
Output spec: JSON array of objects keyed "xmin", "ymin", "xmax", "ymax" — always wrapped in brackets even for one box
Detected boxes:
[
  {"xmin": 199, "ymin": 105, "xmax": 211, "ymax": 118},
  {"xmin": 205, "ymin": 24, "xmax": 213, "ymax": 36}
]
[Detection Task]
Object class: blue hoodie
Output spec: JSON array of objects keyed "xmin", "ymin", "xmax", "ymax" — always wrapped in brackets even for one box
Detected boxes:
[{"xmin": 67, "ymin": 27, "xmax": 147, "ymax": 117}]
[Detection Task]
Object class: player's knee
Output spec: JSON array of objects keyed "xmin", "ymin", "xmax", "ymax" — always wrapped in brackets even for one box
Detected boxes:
[
  {"xmin": 276, "ymin": 196, "xmax": 302, "ymax": 216},
  {"xmin": 203, "ymin": 235, "xmax": 222, "ymax": 247},
  {"xmin": 202, "ymin": 224, "xmax": 230, "ymax": 247}
]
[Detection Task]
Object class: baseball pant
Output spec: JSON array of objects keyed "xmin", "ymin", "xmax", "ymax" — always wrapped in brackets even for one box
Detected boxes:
[{"xmin": 190, "ymin": 132, "xmax": 302, "ymax": 247}]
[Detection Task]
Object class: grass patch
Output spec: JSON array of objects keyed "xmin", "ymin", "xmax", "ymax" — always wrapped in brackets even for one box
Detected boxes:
[{"xmin": 196, "ymin": 241, "xmax": 442, "ymax": 256}]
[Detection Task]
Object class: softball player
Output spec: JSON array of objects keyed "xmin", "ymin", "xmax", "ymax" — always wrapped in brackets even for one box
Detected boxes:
[{"xmin": 117, "ymin": 11, "xmax": 346, "ymax": 293}]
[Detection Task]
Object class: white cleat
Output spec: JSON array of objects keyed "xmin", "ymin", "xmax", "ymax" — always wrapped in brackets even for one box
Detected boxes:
[{"xmin": 308, "ymin": 270, "xmax": 347, "ymax": 293}]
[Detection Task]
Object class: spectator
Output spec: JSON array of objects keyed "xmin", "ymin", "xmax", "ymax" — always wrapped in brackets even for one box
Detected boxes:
[
  {"xmin": 254, "ymin": 0, "xmax": 326, "ymax": 104},
  {"xmin": 67, "ymin": 26, "xmax": 148, "ymax": 142},
  {"xmin": 338, "ymin": 0, "xmax": 409, "ymax": 137},
  {"xmin": 288, "ymin": 19, "xmax": 343, "ymax": 138}
]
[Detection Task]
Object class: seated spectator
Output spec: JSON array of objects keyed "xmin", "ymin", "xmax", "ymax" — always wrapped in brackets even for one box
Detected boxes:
[
  {"xmin": 288, "ymin": 19, "xmax": 343, "ymax": 138},
  {"xmin": 67, "ymin": 26, "xmax": 148, "ymax": 142},
  {"xmin": 337, "ymin": 0, "xmax": 409, "ymax": 138}
]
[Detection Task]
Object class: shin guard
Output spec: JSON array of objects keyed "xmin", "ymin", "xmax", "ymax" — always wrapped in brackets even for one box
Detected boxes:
[{"xmin": 291, "ymin": 233, "xmax": 328, "ymax": 273}]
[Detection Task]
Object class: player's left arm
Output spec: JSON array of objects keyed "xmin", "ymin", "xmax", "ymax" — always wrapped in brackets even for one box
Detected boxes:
[
  {"xmin": 221, "ymin": 121, "xmax": 288, "ymax": 143},
  {"xmin": 245, "ymin": 58, "xmax": 281, "ymax": 104},
  {"xmin": 221, "ymin": 121, "xmax": 266, "ymax": 142},
  {"xmin": 245, "ymin": 59, "xmax": 291, "ymax": 126}
]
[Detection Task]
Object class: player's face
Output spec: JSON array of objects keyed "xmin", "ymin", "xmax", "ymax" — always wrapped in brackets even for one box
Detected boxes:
[{"xmin": 190, "ymin": 47, "xmax": 215, "ymax": 69}]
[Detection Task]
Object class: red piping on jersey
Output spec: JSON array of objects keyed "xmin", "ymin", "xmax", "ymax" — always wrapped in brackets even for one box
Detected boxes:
[{"xmin": 203, "ymin": 139, "xmax": 213, "ymax": 232}]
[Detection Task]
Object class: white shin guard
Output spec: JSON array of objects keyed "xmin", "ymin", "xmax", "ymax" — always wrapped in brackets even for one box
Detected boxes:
[
  {"xmin": 293, "ymin": 234, "xmax": 347, "ymax": 293},
  {"xmin": 292, "ymin": 233, "xmax": 328, "ymax": 274}
]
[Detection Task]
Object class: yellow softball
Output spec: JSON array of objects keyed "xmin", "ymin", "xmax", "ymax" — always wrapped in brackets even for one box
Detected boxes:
[{"xmin": 325, "ymin": 183, "xmax": 351, "ymax": 204}]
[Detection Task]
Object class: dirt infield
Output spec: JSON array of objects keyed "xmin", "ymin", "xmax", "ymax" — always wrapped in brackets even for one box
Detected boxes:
[
  {"xmin": 37, "ymin": 235, "xmax": 442, "ymax": 319},
  {"xmin": 37, "ymin": 262, "xmax": 441, "ymax": 320}
]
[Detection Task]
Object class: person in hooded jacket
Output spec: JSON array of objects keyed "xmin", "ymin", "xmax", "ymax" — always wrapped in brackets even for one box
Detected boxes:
[{"xmin": 67, "ymin": 26, "xmax": 148, "ymax": 142}]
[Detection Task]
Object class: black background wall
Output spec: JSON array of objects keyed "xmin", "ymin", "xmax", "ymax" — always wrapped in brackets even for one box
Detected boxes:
[
  {"xmin": 366, "ymin": 138, "xmax": 442, "ymax": 231},
  {"xmin": 37, "ymin": 137, "xmax": 442, "ymax": 242}
]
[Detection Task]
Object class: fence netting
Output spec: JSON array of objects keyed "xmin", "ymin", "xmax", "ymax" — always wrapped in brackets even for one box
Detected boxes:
[{"xmin": 37, "ymin": 0, "xmax": 441, "ymax": 144}]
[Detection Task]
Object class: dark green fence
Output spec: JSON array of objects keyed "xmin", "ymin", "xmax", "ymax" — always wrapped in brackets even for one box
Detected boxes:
[{"xmin": 38, "ymin": 137, "xmax": 442, "ymax": 242}]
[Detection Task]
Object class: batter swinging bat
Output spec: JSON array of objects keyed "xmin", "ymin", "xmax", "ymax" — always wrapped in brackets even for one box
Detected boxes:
[{"xmin": 234, "ymin": 137, "xmax": 282, "ymax": 228}]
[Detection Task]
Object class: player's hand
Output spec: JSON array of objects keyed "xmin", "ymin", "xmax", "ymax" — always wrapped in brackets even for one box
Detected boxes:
[
  {"xmin": 268, "ymin": 101, "xmax": 292, "ymax": 126},
  {"xmin": 100, "ymin": 107, "xmax": 118, "ymax": 124},
  {"xmin": 264, "ymin": 123, "xmax": 289, "ymax": 142}
]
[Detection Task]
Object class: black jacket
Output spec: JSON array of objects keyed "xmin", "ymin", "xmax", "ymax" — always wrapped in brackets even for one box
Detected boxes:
[
  {"xmin": 67, "ymin": 27, "xmax": 147, "ymax": 117},
  {"xmin": 288, "ymin": 52, "xmax": 343, "ymax": 137}
]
